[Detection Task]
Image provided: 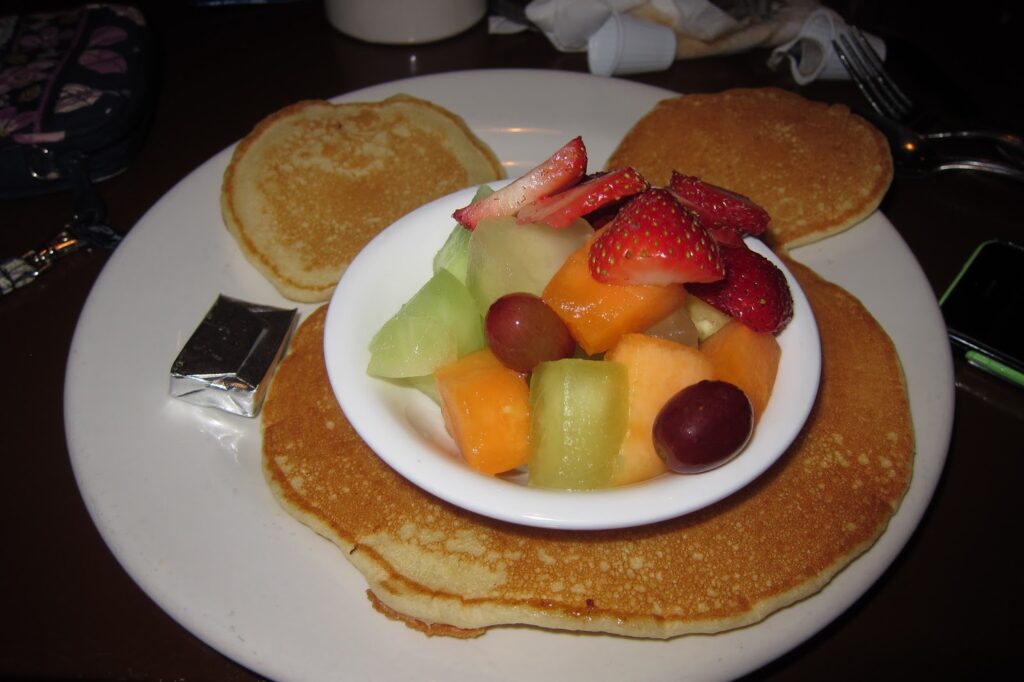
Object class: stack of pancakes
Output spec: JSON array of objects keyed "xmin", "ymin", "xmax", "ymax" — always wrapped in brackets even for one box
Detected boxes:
[{"xmin": 255, "ymin": 87, "xmax": 910, "ymax": 638}]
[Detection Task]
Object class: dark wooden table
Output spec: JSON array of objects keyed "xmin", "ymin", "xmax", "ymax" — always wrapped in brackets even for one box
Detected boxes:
[{"xmin": 3, "ymin": 1, "xmax": 1022, "ymax": 679}]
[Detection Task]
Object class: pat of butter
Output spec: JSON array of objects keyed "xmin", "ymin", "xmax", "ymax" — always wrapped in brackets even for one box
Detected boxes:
[{"xmin": 170, "ymin": 295, "xmax": 298, "ymax": 417}]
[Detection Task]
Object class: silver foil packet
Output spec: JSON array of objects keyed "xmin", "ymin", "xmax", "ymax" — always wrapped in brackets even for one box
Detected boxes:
[{"xmin": 170, "ymin": 295, "xmax": 298, "ymax": 417}]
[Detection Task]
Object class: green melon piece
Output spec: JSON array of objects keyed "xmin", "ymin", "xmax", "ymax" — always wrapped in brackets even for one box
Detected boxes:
[
  {"xmin": 398, "ymin": 375, "xmax": 440, "ymax": 404},
  {"xmin": 367, "ymin": 269, "xmax": 484, "ymax": 378},
  {"xmin": 685, "ymin": 294, "xmax": 733, "ymax": 341},
  {"xmin": 432, "ymin": 186, "xmax": 493, "ymax": 284},
  {"xmin": 432, "ymin": 224, "xmax": 473, "ymax": 284},
  {"xmin": 528, "ymin": 358, "xmax": 628, "ymax": 490},
  {"xmin": 466, "ymin": 216, "xmax": 593, "ymax": 314}
]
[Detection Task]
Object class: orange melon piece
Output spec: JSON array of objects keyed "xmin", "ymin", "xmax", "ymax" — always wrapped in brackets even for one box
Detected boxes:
[
  {"xmin": 542, "ymin": 242, "xmax": 687, "ymax": 355},
  {"xmin": 699, "ymin": 320, "xmax": 781, "ymax": 421},
  {"xmin": 605, "ymin": 333, "xmax": 715, "ymax": 485},
  {"xmin": 434, "ymin": 348, "xmax": 531, "ymax": 475}
]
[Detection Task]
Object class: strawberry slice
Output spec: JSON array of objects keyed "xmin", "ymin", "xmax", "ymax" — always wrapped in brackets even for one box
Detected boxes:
[
  {"xmin": 685, "ymin": 245, "xmax": 793, "ymax": 334},
  {"xmin": 515, "ymin": 167, "xmax": 649, "ymax": 228},
  {"xmin": 668, "ymin": 172, "xmax": 770, "ymax": 247},
  {"xmin": 453, "ymin": 137, "xmax": 588, "ymax": 229},
  {"xmin": 588, "ymin": 188, "xmax": 725, "ymax": 286}
]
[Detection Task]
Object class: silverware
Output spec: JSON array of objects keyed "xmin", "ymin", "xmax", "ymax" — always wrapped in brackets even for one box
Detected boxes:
[
  {"xmin": 867, "ymin": 108, "xmax": 1024, "ymax": 182},
  {"xmin": 922, "ymin": 129, "xmax": 1024, "ymax": 166},
  {"xmin": 833, "ymin": 28, "xmax": 914, "ymax": 121},
  {"xmin": 833, "ymin": 28, "xmax": 1024, "ymax": 175}
]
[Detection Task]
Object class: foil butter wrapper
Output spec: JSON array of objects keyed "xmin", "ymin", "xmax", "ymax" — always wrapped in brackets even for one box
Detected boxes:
[{"xmin": 170, "ymin": 295, "xmax": 298, "ymax": 417}]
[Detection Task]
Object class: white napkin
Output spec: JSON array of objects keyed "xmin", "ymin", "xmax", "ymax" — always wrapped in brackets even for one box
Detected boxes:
[
  {"xmin": 498, "ymin": 0, "xmax": 821, "ymax": 60},
  {"xmin": 767, "ymin": 7, "xmax": 886, "ymax": 83},
  {"xmin": 523, "ymin": 0, "xmax": 645, "ymax": 51},
  {"xmin": 492, "ymin": 1, "xmax": 884, "ymax": 83}
]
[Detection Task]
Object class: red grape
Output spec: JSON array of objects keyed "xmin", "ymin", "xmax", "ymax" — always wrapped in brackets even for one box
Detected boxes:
[
  {"xmin": 653, "ymin": 380, "xmax": 753, "ymax": 473},
  {"xmin": 485, "ymin": 293, "xmax": 575, "ymax": 373}
]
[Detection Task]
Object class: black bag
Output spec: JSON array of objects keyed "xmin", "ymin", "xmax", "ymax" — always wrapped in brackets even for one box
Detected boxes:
[
  {"xmin": 1, "ymin": 2, "xmax": 155, "ymax": 198},
  {"xmin": 0, "ymin": 3, "xmax": 155, "ymax": 294}
]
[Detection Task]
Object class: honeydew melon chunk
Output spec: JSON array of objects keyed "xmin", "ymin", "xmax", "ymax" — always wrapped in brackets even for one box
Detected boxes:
[
  {"xmin": 685, "ymin": 294, "xmax": 733, "ymax": 341},
  {"xmin": 367, "ymin": 269, "xmax": 484, "ymax": 378},
  {"xmin": 466, "ymin": 216, "xmax": 593, "ymax": 314},
  {"xmin": 432, "ymin": 186, "xmax": 493, "ymax": 284},
  {"xmin": 398, "ymin": 375, "xmax": 440, "ymax": 404},
  {"xmin": 528, "ymin": 358, "xmax": 628, "ymax": 490},
  {"xmin": 432, "ymin": 224, "xmax": 473, "ymax": 284}
]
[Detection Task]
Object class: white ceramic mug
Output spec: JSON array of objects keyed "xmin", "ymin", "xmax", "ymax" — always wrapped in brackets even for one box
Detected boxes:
[{"xmin": 325, "ymin": 0, "xmax": 487, "ymax": 45}]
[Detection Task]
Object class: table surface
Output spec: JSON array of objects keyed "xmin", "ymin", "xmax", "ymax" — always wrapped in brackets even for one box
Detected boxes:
[{"xmin": 2, "ymin": 1, "xmax": 1022, "ymax": 679}]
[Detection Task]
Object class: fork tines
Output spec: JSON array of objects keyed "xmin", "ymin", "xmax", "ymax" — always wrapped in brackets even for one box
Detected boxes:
[{"xmin": 833, "ymin": 28, "xmax": 914, "ymax": 121}]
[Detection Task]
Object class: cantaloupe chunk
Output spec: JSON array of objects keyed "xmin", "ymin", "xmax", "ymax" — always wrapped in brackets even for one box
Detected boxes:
[
  {"xmin": 434, "ymin": 349, "xmax": 530, "ymax": 475},
  {"xmin": 542, "ymin": 242, "xmax": 687, "ymax": 355},
  {"xmin": 605, "ymin": 334, "xmax": 714, "ymax": 485},
  {"xmin": 699, "ymin": 320, "xmax": 781, "ymax": 421}
]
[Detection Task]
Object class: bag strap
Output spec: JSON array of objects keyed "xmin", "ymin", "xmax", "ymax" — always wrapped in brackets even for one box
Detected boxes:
[{"xmin": 64, "ymin": 150, "xmax": 123, "ymax": 249}]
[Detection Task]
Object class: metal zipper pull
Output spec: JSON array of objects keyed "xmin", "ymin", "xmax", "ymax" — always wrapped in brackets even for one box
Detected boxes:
[{"xmin": 0, "ymin": 230, "xmax": 86, "ymax": 295}]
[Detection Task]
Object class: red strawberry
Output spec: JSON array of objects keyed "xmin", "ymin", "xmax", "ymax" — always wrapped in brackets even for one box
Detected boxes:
[
  {"xmin": 588, "ymin": 188, "xmax": 725, "ymax": 286},
  {"xmin": 515, "ymin": 167, "xmax": 649, "ymax": 228},
  {"xmin": 453, "ymin": 137, "xmax": 588, "ymax": 229},
  {"xmin": 685, "ymin": 245, "xmax": 793, "ymax": 334},
  {"xmin": 668, "ymin": 172, "xmax": 770, "ymax": 247}
]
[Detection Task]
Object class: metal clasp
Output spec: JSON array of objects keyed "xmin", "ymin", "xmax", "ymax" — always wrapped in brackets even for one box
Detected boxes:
[{"xmin": 0, "ymin": 230, "xmax": 86, "ymax": 295}]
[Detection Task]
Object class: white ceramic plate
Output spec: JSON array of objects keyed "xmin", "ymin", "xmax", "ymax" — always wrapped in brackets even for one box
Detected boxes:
[
  {"xmin": 323, "ymin": 184, "xmax": 820, "ymax": 530},
  {"xmin": 65, "ymin": 70, "xmax": 953, "ymax": 682}
]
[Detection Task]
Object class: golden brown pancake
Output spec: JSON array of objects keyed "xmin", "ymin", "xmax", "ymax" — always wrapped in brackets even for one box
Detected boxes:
[
  {"xmin": 262, "ymin": 257, "xmax": 914, "ymax": 638},
  {"xmin": 222, "ymin": 95, "xmax": 504, "ymax": 302},
  {"xmin": 605, "ymin": 88, "xmax": 893, "ymax": 250}
]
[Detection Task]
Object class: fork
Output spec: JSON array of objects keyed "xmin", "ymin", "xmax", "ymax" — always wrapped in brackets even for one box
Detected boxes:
[{"xmin": 833, "ymin": 28, "xmax": 1024, "ymax": 166}]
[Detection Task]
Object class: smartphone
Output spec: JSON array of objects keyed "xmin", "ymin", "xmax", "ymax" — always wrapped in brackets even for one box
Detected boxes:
[{"xmin": 940, "ymin": 239, "xmax": 1024, "ymax": 388}]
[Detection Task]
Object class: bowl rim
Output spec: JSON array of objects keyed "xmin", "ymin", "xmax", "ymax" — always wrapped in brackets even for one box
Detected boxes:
[{"xmin": 323, "ymin": 184, "xmax": 821, "ymax": 530}]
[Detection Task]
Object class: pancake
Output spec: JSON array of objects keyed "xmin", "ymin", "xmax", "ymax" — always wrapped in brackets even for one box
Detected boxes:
[
  {"xmin": 222, "ymin": 95, "xmax": 504, "ymax": 302},
  {"xmin": 262, "ymin": 257, "xmax": 914, "ymax": 638},
  {"xmin": 605, "ymin": 88, "xmax": 893, "ymax": 250}
]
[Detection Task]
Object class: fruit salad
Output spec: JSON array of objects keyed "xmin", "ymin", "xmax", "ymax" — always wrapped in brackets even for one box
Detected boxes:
[{"xmin": 366, "ymin": 137, "xmax": 794, "ymax": 490}]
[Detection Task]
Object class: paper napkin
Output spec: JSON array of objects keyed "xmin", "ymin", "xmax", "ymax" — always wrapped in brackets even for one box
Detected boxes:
[{"xmin": 768, "ymin": 6, "xmax": 887, "ymax": 84}]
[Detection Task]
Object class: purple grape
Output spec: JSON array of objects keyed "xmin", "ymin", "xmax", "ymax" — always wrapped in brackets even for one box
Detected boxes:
[
  {"xmin": 653, "ymin": 380, "xmax": 753, "ymax": 473},
  {"xmin": 485, "ymin": 293, "xmax": 575, "ymax": 373}
]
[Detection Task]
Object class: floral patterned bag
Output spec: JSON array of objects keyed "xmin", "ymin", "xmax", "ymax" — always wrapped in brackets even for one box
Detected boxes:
[{"xmin": 0, "ymin": 3, "xmax": 155, "ymax": 199}]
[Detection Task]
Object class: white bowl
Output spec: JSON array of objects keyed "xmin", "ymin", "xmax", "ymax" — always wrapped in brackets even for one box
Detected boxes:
[{"xmin": 324, "ymin": 185, "xmax": 821, "ymax": 530}]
